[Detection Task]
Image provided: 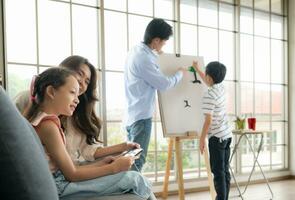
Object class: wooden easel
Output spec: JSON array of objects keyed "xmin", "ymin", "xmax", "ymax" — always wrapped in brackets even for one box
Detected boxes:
[{"xmin": 162, "ymin": 132, "xmax": 216, "ymax": 200}]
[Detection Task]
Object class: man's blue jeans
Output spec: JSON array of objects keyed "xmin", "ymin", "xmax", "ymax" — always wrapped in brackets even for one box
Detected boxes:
[{"xmin": 126, "ymin": 118, "xmax": 152, "ymax": 172}]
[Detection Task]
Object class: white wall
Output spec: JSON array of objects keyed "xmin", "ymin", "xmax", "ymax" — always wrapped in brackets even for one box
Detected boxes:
[{"xmin": 288, "ymin": 0, "xmax": 295, "ymax": 175}]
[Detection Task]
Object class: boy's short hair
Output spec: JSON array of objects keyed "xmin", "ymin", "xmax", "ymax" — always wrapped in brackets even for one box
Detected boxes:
[
  {"xmin": 205, "ymin": 61, "xmax": 226, "ymax": 84},
  {"xmin": 143, "ymin": 18, "xmax": 173, "ymax": 45}
]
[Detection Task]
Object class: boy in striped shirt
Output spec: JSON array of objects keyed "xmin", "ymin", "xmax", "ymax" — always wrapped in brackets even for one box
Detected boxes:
[{"xmin": 192, "ymin": 61, "xmax": 232, "ymax": 200}]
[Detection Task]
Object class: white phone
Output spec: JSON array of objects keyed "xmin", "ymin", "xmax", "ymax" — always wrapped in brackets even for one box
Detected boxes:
[{"xmin": 123, "ymin": 148, "xmax": 143, "ymax": 158}]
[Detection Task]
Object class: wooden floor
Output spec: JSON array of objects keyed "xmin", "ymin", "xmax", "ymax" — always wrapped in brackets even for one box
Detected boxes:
[{"xmin": 163, "ymin": 179, "xmax": 295, "ymax": 200}]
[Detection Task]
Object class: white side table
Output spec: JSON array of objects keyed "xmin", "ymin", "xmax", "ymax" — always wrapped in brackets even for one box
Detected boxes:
[{"xmin": 229, "ymin": 129, "xmax": 274, "ymax": 200}]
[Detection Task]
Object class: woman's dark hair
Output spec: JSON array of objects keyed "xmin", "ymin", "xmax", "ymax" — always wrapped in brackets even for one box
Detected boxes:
[
  {"xmin": 143, "ymin": 18, "xmax": 173, "ymax": 45},
  {"xmin": 24, "ymin": 67, "xmax": 75, "ymax": 122},
  {"xmin": 59, "ymin": 55, "xmax": 101, "ymax": 145},
  {"xmin": 205, "ymin": 61, "xmax": 227, "ymax": 84}
]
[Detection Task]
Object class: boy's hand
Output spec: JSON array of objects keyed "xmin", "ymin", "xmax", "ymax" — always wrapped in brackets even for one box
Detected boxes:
[{"xmin": 199, "ymin": 137, "xmax": 206, "ymax": 154}]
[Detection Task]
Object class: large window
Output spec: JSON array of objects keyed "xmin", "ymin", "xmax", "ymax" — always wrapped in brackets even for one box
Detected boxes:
[{"xmin": 4, "ymin": 0, "xmax": 288, "ymax": 183}]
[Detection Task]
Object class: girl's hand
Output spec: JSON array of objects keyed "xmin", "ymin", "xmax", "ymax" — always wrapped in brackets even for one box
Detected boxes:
[
  {"xmin": 111, "ymin": 156, "xmax": 134, "ymax": 173},
  {"xmin": 126, "ymin": 142, "xmax": 140, "ymax": 150},
  {"xmin": 102, "ymin": 156, "xmax": 115, "ymax": 164}
]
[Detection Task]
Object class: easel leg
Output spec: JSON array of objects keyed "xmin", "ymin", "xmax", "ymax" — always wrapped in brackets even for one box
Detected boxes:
[
  {"xmin": 175, "ymin": 137, "xmax": 185, "ymax": 200},
  {"xmin": 203, "ymin": 141, "xmax": 216, "ymax": 200},
  {"xmin": 162, "ymin": 138, "xmax": 174, "ymax": 199}
]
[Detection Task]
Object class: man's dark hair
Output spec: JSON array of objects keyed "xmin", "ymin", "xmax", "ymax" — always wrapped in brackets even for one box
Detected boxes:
[
  {"xmin": 143, "ymin": 18, "xmax": 173, "ymax": 45},
  {"xmin": 205, "ymin": 61, "xmax": 227, "ymax": 84}
]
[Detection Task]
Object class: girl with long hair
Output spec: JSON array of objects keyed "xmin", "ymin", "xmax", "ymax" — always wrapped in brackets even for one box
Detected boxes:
[{"xmin": 24, "ymin": 67, "xmax": 153, "ymax": 199}]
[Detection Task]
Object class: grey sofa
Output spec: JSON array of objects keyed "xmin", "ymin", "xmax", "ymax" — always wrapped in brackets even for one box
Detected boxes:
[{"xmin": 0, "ymin": 86, "xmax": 143, "ymax": 200}]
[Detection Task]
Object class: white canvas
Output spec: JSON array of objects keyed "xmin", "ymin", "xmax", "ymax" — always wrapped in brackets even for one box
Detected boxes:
[{"xmin": 158, "ymin": 53, "xmax": 206, "ymax": 137}]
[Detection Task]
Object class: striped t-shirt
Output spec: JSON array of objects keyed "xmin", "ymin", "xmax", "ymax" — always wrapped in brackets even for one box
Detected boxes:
[{"xmin": 202, "ymin": 83, "xmax": 232, "ymax": 140}]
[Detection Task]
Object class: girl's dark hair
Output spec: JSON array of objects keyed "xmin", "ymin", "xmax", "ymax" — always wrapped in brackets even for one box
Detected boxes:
[
  {"xmin": 205, "ymin": 61, "xmax": 227, "ymax": 84},
  {"xmin": 143, "ymin": 18, "xmax": 173, "ymax": 45},
  {"xmin": 59, "ymin": 55, "xmax": 101, "ymax": 145},
  {"xmin": 24, "ymin": 67, "xmax": 75, "ymax": 122}
]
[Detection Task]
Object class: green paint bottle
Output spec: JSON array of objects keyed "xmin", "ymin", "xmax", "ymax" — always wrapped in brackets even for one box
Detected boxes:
[{"xmin": 188, "ymin": 66, "xmax": 196, "ymax": 73}]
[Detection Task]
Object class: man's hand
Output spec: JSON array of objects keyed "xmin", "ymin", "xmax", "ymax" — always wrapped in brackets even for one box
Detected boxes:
[{"xmin": 178, "ymin": 67, "xmax": 188, "ymax": 77}]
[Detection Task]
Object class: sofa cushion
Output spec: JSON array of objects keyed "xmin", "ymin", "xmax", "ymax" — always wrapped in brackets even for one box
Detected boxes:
[{"xmin": 0, "ymin": 87, "xmax": 59, "ymax": 200}]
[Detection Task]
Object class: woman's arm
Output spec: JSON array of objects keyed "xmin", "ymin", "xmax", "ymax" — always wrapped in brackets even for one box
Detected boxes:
[
  {"xmin": 93, "ymin": 142, "xmax": 140, "ymax": 159},
  {"xmin": 38, "ymin": 121, "xmax": 133, "ymax": 182}
]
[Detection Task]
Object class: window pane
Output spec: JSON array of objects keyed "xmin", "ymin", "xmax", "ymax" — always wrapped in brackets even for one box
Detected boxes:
[
  {"xmin": 240, "ymin": 34, "xmax": 253, "ymax": 81},
  {"xmin": 240, "ymin": 0, "xmax": 253, "ymax": 7},
  {"xmin": 254, "ymin": 11, "xmax": 270, "ymax": 37},
  {"xmin": 254, "ymin": 37, "xmax": 270, "ymax": 83},
  {"xmin": 104, "ymin": 11, "xmax": 127, "ymax": 71},
  {"xmin": 271, "ymin": 40, "xmax": 283, "ymax": 84},
  {"xmin": 7, "ymin": 65, "xmax": 37, "ymax": 98},
  {"xmin": 221, "ymin": 0, "xmax": 234, "ymax": 3},
  {"xmin": 72, "ymin": 0, "xmax": 98, "ymax": 6},
  {"xmin": 155, "ymin": 0, "xmax": 173, "ymax": 20},
  {"xmin": 180, "ymin": 24, "xmax": 197, "ymax": 56},
  {"xmin": 6, "ymin": 0, "xmax": 36, "ymax": 63},
  {"xmin": 198, "ymin": 0, "xmax": 217, "ymax": 28},
  {"xmin": 143, "ymin": 153, "xmax": 156, "ymax": 174},
  {"xmin": 271, "ymin": 85, "xmax": 284, "ymax": 121},
  {"xmin": 106, "ymin": 122, "xmax": 126, "ymax": 146},
  {"xmin": 157, "ymin": 152, "xmax": 170, "ymax": 173},
  {"xmin": 128, "ymin": 0, "xmax": 153, "ymax": 16},
  {"xmin": 225, "ymin": 81, "xmax": 235, "ymax": 115},
  {"xmin": 105, "ymin": 72, "xmax": 125, "ymax": 121},
  {"xmin": 271, "ymin": 0, "xmax": 283, "ymax": 14},
  {"xmin": 255, "ymin": 0, "xmax": 269, "ymax": 12},
  {"xmin": 38, "ymin": 0, "xmax": 71, "ymax": 66},
  {"xmin": 104, "ymin": 0, "xmax": 126, "ymax": 11},
  {"xmin": 39, "ymin": 67, "xmax": 50, "ymax": 73},
  {"xmin": 272, "ymin": 145, "xmax": 284, "ymax": 169},
  {"xmin": 258, "ymin": 145, "xmax": 271, "ymax": 170},
  {"xmin": 272, "ymin": 122, "xmax": 284, "ymax": 145},
  {"xmin": 180, "ymin": 0, "xmax": 197, "ymax": 24},
  {"xmin": 219, "ymin": 31, "xmax": 234, "ymax": 80},
  {"xmin": 182, "ymin": 150, "xmax": 199, "ymax": 179},
  {"xmin": 219, "ymin": 3, "xmax": 234, "ymax": 31},
  {"xmin": 241, "ymin": 136, "xmax": 254, "ymax": 173},
  {"xmin": 240, "ymin": 82, "xmax": 253, "ymax": 115},
  {"xmin": 72, "ymin": 5, "xmax": 99, "ymax": 68},
  {"xmin": 161, "ymin": 21, "xmax": 174, "ymax": 54},
  {"xmin": 255, "ymin": 84, "xmax": 270, "ymax": 119},
  {"xmin": 155, "ymin": 96, "xmax": 161, "ymax": 121},
  {"xmin": 199, "ymin": 27, "xmax": 218, "ymax": 64},
  {"xmin": 255, "ymin": 122, "xmax": 271, "ymax": 171},
  {"xmin": 128, "ymin": 15, "xmax": 152, "ymax": 50},
  {"xmin": 271, "ymin": 15, "xmax": 283, "ymax": 39},
  {"xmin": 156, "ymin": 122, "xmax": 167, "ymax": 151},
  {"xmin": 240, "ymin": 7, "xmax": 253, "ymax": 34}
]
